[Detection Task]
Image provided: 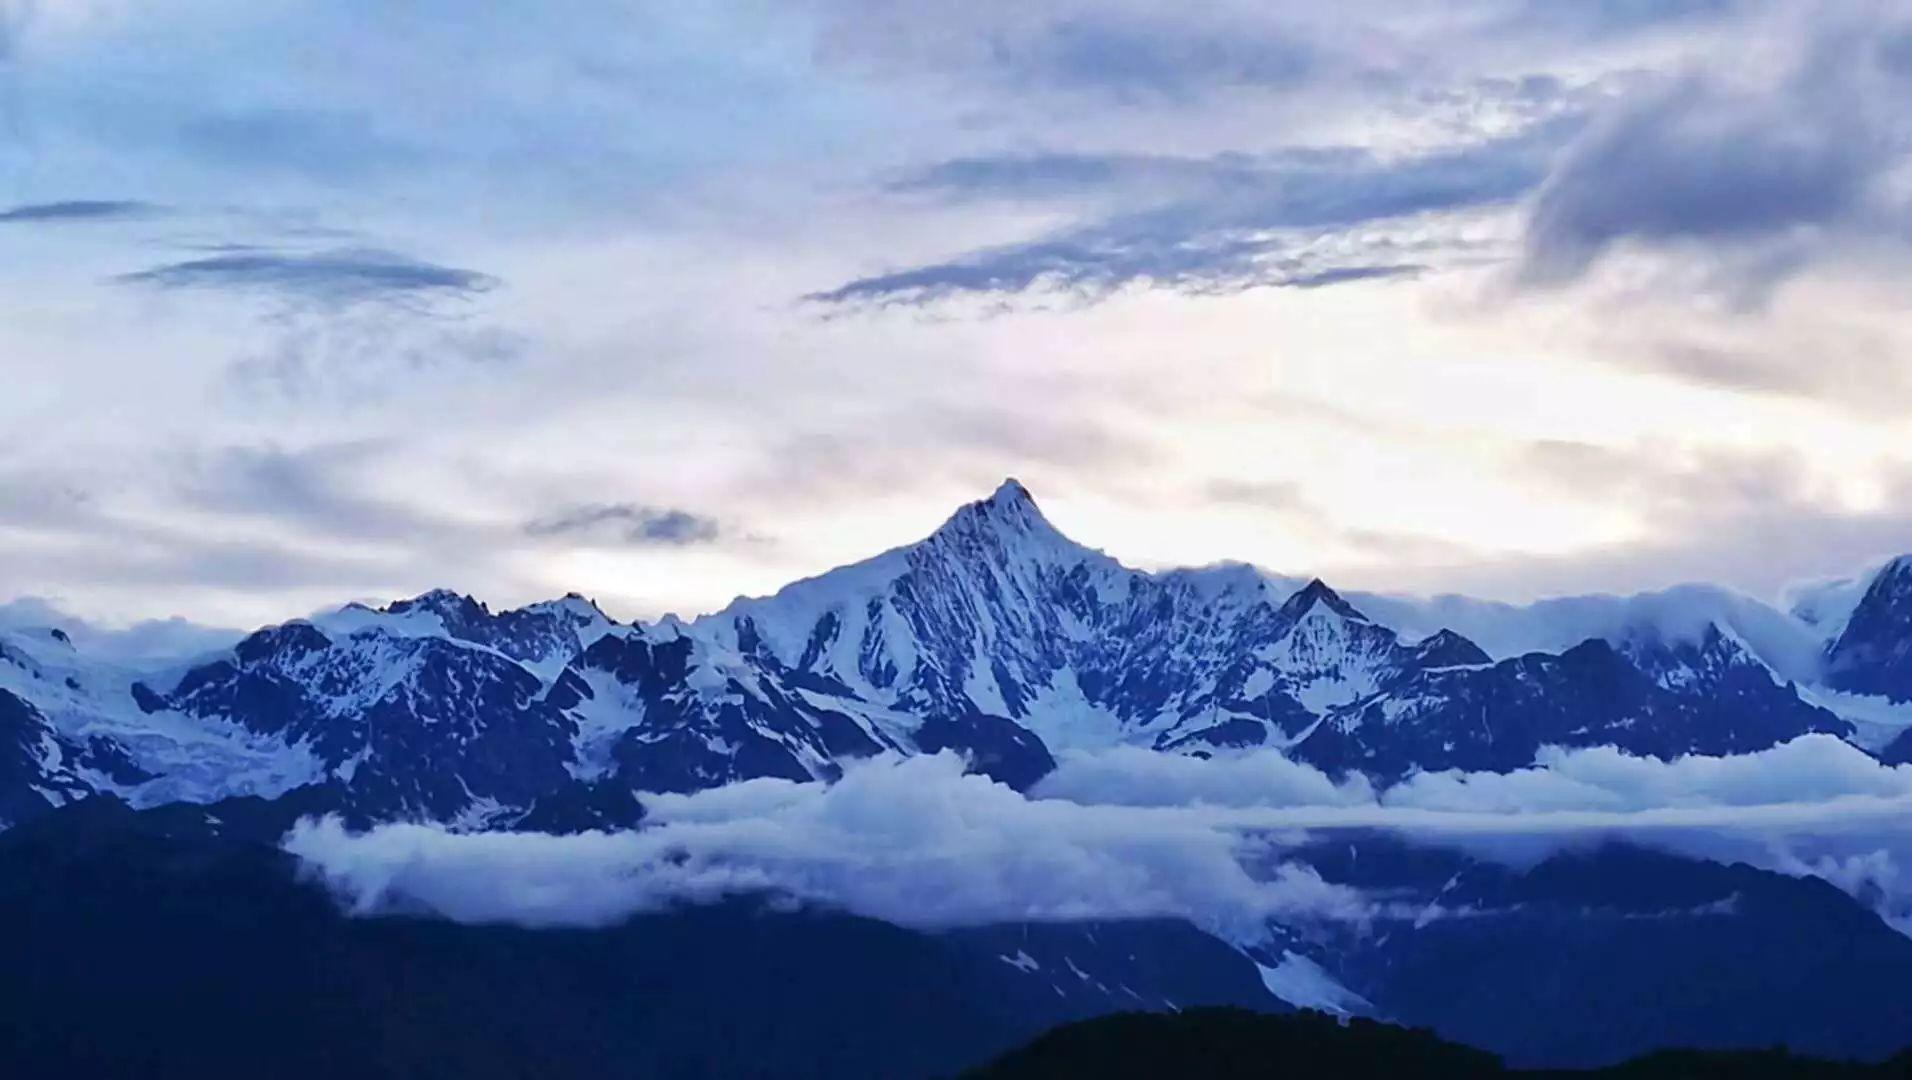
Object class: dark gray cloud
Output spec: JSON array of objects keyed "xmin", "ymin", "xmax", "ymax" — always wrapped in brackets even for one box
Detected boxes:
[
  {"xmin": 0, "ymin": 200, "xmax": 159, "ymax": 224},
  {"xmin": 813, "ymin": 121, "xmax": 1569, "ymax": 305},
  {"xmin": 1518, "ymin": 17, "xmax": 1912, "ymax": 288},
  {"xmin": 526, "ymin": 503, "xmax": 723, "ymax": 546},
  {"xmin": 118, "ymin": 248, "xmax": 497, "ymax": 306}
]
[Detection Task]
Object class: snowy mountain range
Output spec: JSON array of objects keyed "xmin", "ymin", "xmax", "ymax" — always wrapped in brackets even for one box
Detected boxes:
[{"xmin": 3, "ymin": 478, "xmax": 1909, "ymax": 830}]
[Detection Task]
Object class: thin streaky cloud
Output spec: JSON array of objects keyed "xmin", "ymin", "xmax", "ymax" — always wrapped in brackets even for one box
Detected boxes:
[
  {"xmin": 0, "ymin": 200, "xmax": 160, "ymax": 224},
  {"xmin": 116, "ymin": 248, "xmax": 498, "ymax": 306}
]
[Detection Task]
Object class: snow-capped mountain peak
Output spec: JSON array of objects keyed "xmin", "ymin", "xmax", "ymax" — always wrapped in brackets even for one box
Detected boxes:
[
  {"xmin": 920, "ymin": 476, "xmax": 1110, "ymax": 572},
  {"xmin": 1277, "ymin": 579, "xmax": 1370, "ymax": 625},
  {"xmin": 386, "ymin": 588, "xmax": 487, "ymax": 619}
]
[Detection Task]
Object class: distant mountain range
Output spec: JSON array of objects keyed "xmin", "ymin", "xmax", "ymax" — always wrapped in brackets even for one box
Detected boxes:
[
  {"xmin": 7, "ymin": 480, "xmax": 1912, "ymax": 1074},
  {"xmin": 3, "ymin": 478, "xmax": 1907, "ymax": 828}
]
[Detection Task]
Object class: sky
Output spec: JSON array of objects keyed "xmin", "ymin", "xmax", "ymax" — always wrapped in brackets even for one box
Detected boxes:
[{"xmin": 3, "ymin": 0, "xmax": 1912, "ymax": 628}]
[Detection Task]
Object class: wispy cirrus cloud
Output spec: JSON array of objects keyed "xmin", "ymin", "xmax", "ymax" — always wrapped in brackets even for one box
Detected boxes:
[{"xmin": 810, "ymin": 121, "xmax": 1571, "ymax": 305}]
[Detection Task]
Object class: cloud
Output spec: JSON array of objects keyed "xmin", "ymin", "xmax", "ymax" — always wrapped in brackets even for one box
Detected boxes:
[
  {"xmin": 174, "ymin": 442, "xmax": 455, "ymax": 542},
  {"xmin": 0, "ymin": 200, "xmax": 158, "ymax": 224},
  {"xmin": 1331, "ymin": 441, "xmax": 1912, "ymax": 607},
  {"xmin": 113, "ymin": 246, "xmax": 521, "ymax": 400},
  {"xmin": 0, "ymin": 596, "xmax": 239, "ymax": 664},
  {"xmin": 287, "ymin": 738, "xmax": 1912, "ymax": 943},
  {"xmin": 1043, "ymin": 736, "xmax": 1912, "ymax": 928},
  {"xmin": 1038, "ymin": 736, "xmax": 1912, "ymax": 817},
  {"xmin": 971, "ymin": 15, "xmax": 1320, "ymax": 101},
  {"xmin": 806, "ymin": 2, "xmax": 1683, "ymax": 108},
  {"xmin": 1384, "ymin": 735, "xmax": 1912, "ymax": 813},
  {"xmin": 812, "ymin": 124, "xmax": 1566, "ymax": 305},
  {"xmin": 889, "ymin": 151, "xmax": 1276, "ymax": 201},
  {"xmin": 3, "ymin": 0, "xmax": 1910, "ymax": 633},
  {"xmin": 287, "ymin": 752, "xmax": 1370, "ymax": 941},
  {"xmin": 1203, "ymin": 479, "xmax": 1310, "ymax": 511},
  {"xmin": 0, "ymin": 443, "xmax": 526, "ymax": 621},
  {"xmin": 228, "ymin": 319, "xmax": 527, "ymax": 401},
  {"xmin": 1037, "ymin": 745, "xmax": 1375, "ymax": 809},
  {"xmin": 117, "ymin": 248, "xmax": 497, "ymax": 307},
  {"xmin": 1517, "ymin": 10, "xmax": 1912, "ymax": 292},
  {"xmin": 810, "ymin": 248, "xmax": 1424, "ymax": 307},
  {"xmin": 807, "ymin": 4, "xmax": 1333, "ymax": 102},
  {"xmin": 525, "ymin": 503, "xmax": 724, "ymax": 546}
]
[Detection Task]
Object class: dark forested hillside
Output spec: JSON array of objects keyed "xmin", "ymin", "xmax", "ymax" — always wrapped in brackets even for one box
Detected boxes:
[{"xmin": 964, "ymin": 1009, "xmax": 1912, "ymax": 1080}]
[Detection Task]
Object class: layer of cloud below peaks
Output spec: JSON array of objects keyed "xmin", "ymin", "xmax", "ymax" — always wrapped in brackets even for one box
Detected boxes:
[
  {"xmin": 288, "ymin": 737, "xmax": 1912, "ymax": 943},
  {"xmin": 288, "ymin": 753, "xmax": 1365, "ymax": 943}
]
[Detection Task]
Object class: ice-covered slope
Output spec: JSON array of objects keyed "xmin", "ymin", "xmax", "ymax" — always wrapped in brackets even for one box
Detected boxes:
[{"xmin": 0, "ymin": 622, "xmax": 316, "ymax": 812}]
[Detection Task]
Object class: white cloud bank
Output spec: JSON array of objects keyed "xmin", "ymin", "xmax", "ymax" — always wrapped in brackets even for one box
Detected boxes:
[
  {"xmin": 287, "ymin": 738, "xmax": 1912, "ymax": 940},
  {"xmin": 286, "ymin": 752, "xmax": 1369, "ymax": 942},
  {"xmin": 1035, "ymin": 735, "xmax": 1912, "ymax": 815}
]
